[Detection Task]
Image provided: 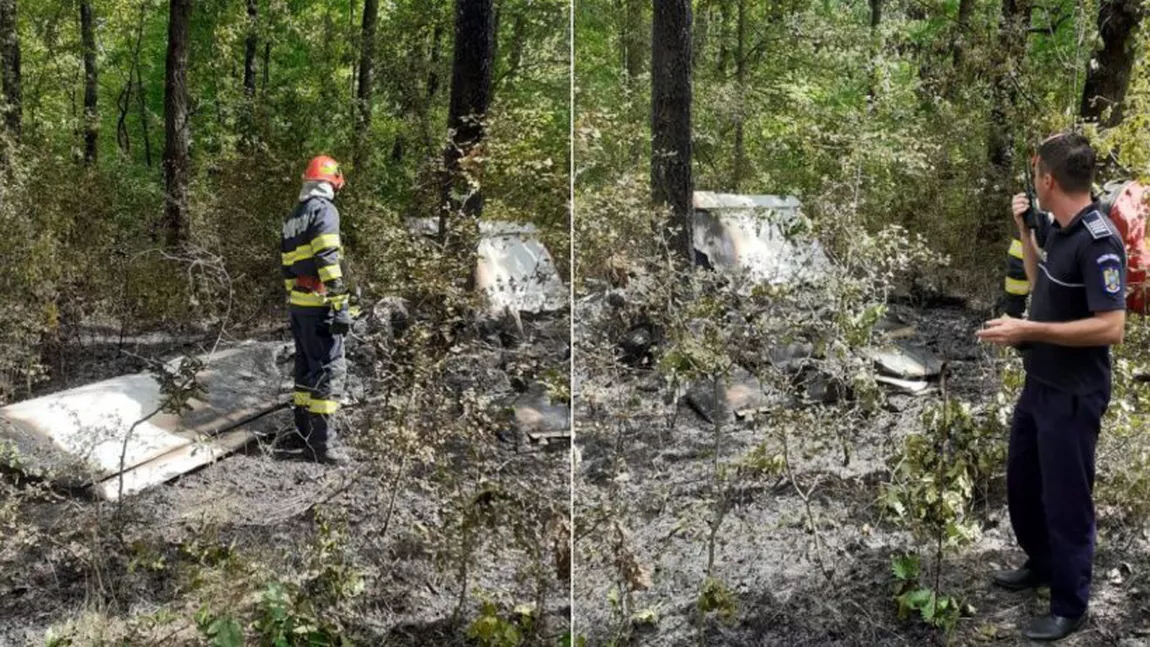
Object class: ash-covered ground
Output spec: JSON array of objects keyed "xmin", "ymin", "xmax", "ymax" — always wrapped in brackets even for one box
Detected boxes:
[
  {"xmin": 0, "ymin": 307, "xmax": 572, "ymax": 646},
  {"xmin": 574, "ymin": 299, "xmax": 1150, "ymax": 647}
]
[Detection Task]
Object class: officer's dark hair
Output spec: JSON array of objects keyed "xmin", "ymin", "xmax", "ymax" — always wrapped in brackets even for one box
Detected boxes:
[{"xmin": 1035, "ymin": 132, "xmax": 1095, "ymax": 195}]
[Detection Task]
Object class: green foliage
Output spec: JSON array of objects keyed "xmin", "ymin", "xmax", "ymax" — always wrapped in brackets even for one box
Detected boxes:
[
  {"xmin": 465, "ymin": 598, "xmax": 538, "ymax": 647},
  {"xmin": 891, "ymin": 554, "xmax": 965, "ymax": 634},
  {"xmin": 696, "ymin": 576, "xmax": 738, "ymax": 625},
  {"xmin": 194, "ymin": 610, "xmax": 244, "ymax": 647},
  {"xmin": 882, "ymin": 399, "xmax": 1006, "ymax": 548}
]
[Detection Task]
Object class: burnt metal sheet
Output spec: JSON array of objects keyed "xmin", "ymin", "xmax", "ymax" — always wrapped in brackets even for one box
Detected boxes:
[
  {"xmin": 865, "ymin": 342, "xmax": 944, "ymax": 379},
  {"xmin": 406, "ymin": 219, "xmax": 568, "ymax": 315},
  {"xmin": 0, "ymin": 342, "xmax": 290, "ymax": 497},
  {"xmin": 692, "ymin": 192, "xmax": 830, "ymax": 285}
]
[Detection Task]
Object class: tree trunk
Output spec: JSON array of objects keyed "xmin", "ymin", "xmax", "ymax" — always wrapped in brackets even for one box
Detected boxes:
[
  {"xmin": 81, "ymin": 0, "xmax": 97, "ymax": 164},
  {"xmin": 439, "ymin": 0, "xmax": 496, "ymax": 238},
  {"xmin": 243, "ymin": 0, "xmax": 258, "ymax": 98},
  {"xmin": 0, "ymin": 0, "xmax": 21, "ymax": 143},
  {"xmin": 651, "ymin": 0, "xmax": 694, "ymax": 266},
  {"xmin": 984, "ymin": 0, "xmax": 1033, "ymax": 242},
  {"xmin": 163, "ymin": 0, "xmax": 192, "ymax": 247},
  {"xmin": 354, "ymin": 0, "xmax": 379, "ymax": 170},
  {"xmin": 1080, "ymin": 0, "xmax": 1143, "ymax": 127},
  {"xmin": 623, "ymin": 0, "xmax": 646, "ymax": 80},
  {"xmin": 866, "ymin": 0, "xmax": 882, "ymax": 103},
  {"xmin": 733, "ymin": 0, "xmax": 746, "ymax": 190},
  {"xmin": 262, "ymin": 41, "xmax": 270, "ymax": 91},
  {"xmin": 952, "ymin": 0, "xmax": 974, "ymax": 71}
]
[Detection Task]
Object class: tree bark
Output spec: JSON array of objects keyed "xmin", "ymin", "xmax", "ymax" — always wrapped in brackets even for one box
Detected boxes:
[
  {"xmin": 243, "ymin": 0, "xmax": 258, "ymax": 99},
  {"xmin": 0, "ymin": 0, "xmax": 21, "ymax": 142},
  {"xmin": 354, "ymin": 0, "xmax": 379, "ymax": 170},
  {"xmin": 439, "ymin": 0, "xmax": 496, "ymax": 237},
  {"xmin": 987, "ymin": 0, "xmax": 1033, "ymax": 173},
  {"xmin": 733, "ymin": 0, "xmax": 747, "ymax": 190},
  {"xmin": 1080, "ymin": 0, "xmax": 1144, "ymax": 127},
  {"xmin": 623, "ymin": 0, "xmax": 647, "ymax": 80},
  {"xmin": 651, "ymin": 0, "xmax": 694, "ymax": 266},
  {"xmin": 952, "ymin": 0, "xmax": 974, "ymax": 71},
  {"xmin": 984, "ymin": 0, "xmax": 1033, "ymax": 243},
  {"xmin": 81, "ymin": 0, "xmax": 97, "ymax": 164},
  {"xmin": 262, "ymin": 41, "xmax": 270, "ymax": 91},
  {"xmin": 163, "ymin": 0, "xmax": 192, "ymax": 247}
]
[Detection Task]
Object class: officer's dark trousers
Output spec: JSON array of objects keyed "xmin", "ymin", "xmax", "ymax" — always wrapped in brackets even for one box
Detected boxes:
[
  {"xmin": 1007, "ymin": 378, "xmax": 1108, "ymax": 618},
  {"xmin": 289, "ymin": 308, "xmax": 346, "ymax": 450}
]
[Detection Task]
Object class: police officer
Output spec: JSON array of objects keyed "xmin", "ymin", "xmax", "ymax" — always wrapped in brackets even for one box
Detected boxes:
[
  {"xmin": 977, "ymin": 133, "xmax": 1126, "ymax": 641},
  {"xmin": 280, "ymin": 155, "xmax": 353, "ymax": 465}
]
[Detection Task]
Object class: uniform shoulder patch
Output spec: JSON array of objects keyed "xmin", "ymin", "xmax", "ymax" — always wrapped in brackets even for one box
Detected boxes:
[{"xmin": 1084, "ymin": 211, "xmax": 1114, "ymax": 240}]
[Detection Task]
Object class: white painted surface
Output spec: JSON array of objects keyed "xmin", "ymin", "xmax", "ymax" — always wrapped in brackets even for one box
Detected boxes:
[
  {"xmin": 0, "ymin": 374, "xmax": 188, "ymax": 478},
  {"xmin": 0, "ymin": 341, "xmax": 288, "ymax": 499},
  {"xmin": 692, "ymin": 192, "xmax": 830, "ymax": 285},
  {"xmin": 406, "ymin": 218, "xmax": 568, "ymax": 314}
]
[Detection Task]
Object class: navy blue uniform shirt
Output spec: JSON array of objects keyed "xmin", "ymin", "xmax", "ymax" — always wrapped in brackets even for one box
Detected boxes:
[{"xmin": 1025, "ymin": 202, "xmax": 1126, "ymax": 395}]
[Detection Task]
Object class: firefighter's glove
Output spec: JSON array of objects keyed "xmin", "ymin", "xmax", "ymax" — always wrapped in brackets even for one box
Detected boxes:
[{"xmin": 330, "ymin": 302, "xmax": 352, "ymax": 336}]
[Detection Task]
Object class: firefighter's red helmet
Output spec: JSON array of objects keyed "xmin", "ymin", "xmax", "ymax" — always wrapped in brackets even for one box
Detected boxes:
[{"xmin": 302, "ymin": 155, "xmax": 346, "ymax": 191}]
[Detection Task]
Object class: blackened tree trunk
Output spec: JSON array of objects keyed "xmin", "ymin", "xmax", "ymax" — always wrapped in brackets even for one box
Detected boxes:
[
  {"xmin": 439, "ymin": 0, "xmax": 496, "ymax": 238},
  {"xmin": 243, "ymin": 0, "xmax": 258, "ymax": 98},
  {"xmin": 81, "ymin": 0, "xmax": 97, "ymax": 164},
  {"xmin": 1080, "ymin": 0, "xmax": 1144, "ymax": 127},
  {"xmin": 354, "ymin": 0, "xmax": 379, "ymax": 170},
  {"xmin": 163, "ymin": 0, "xmax": 192, "ymax": 247},
  {"xmin": 0, "ymin": 0, "xmax": 21, "ymax": 143},
  {"xmin": 651, "ymin": 0, "xmax": 694, "ymax": 266}
]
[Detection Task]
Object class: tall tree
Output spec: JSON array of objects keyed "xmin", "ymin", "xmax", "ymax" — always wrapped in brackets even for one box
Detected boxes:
[
  {"xmin": 1080, "ymin": 0, "xmax": 1144, "ymax": 127},
  {"xmin": 623, "ymin": 0, "xmax": 647, "ymax": 81},
  {"xmin": 0, "ymin": 0, "xmax": 20, "ymax": 143},
  {"xmin": 439, "ymin": 0, "xmax": 496, "ymax": 235},
  {"xmin": 986, "ymin": 0, "xmax": 1034, "ymax": 201},
  {"xmin": 651, "ymin": 0, "xmax": 694, "ymax": 265},
  {"xmin": 952, "ymin": 0, "xmax": 974, "ymax": 72},
  {"xmin": 733, "ymin": 0, "xmax": 747, "ymax": 190},
  {"xmin": 81, "ymin": 0, "xmax": 98, "ymax": 164},
  {"xmin": 354, "ymin": 0, "xmax": 379, "ymax": 170},
  {"xmin": 243, "ymin": 0, "xmax": 258, "ymax": 99},
  {"xmin": 163, "ymin": 0, "xmax": 193, "ymax": 247}
]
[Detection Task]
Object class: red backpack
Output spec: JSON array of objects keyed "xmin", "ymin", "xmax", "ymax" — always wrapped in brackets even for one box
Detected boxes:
[{"xmin": 1098, "ymin": 181, "xmax": 1148, "ymax": 315}]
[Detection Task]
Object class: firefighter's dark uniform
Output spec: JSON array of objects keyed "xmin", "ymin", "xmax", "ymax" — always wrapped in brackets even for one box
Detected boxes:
[
  {"xmin": 1002, "ymin": 213, "xmax": 1052, "ymax": 318},
  {"xmin": 281, "ymin": 190, "xmax": 350, "ymax": 453},
  {"xmin": 1007, "ymin": 203, "xmax": 1126, "ymax": 619}
]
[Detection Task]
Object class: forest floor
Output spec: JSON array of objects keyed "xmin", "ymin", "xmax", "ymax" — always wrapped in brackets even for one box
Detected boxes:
[
  {"xmin": 0, "ymin": 313, "xmax": 571, "ymax": 646},
  {"xmin": 574, "ymin": 301, "xmax": 1150, "ymax": 647}
]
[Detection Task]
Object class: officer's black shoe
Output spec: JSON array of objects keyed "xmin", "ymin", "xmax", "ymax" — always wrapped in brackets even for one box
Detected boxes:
[
  {"xmin": 1022, "ymin": 613, "xmax": 1085, "ymax": 641},
  {"xmin": 992, "ymin": 566, "xmax": 1050, "ymax": 591}
]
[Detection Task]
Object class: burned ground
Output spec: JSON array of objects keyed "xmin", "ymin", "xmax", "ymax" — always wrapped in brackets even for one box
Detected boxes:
[
  {"xmin": 0, "ymin": 311, "xmax": 571, "ymax": 646},
  {"xmin": 573, "ymin": 301, "xmax": 1150, "ymax": 646}
]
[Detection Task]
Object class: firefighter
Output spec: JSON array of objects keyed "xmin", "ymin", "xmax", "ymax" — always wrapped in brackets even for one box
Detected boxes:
[
  {"xmin": 280, "ymin": 155, "xmax": 352, "ymax": 465},
  {"xmin": 977, "ymin": 133, "xmax": 1126, "ymax": 641}
]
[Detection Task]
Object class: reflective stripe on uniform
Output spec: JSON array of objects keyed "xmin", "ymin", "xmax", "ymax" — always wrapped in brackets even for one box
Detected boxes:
[
  {"xmin": 282, "ymin": 244, "xmax": 313, "ymax": 266},
  {"xmin": 293, "ymin": 391, "xmax": 311, "ymax": 406},
  {"xmin": 1009, "ymin": 239, "xmax": 1024, "ymax": 259},
  {"xmin": 328, "ymin": 293, "xmax": 349, "ymax": 309},
  {"xmin": 1005, "ymin": 276, "xmax": 1030, "ymax": 296},
  {"xmin": 318, "ymin": 263, "xmax": 343, "ymax": 282},
  {"xmin": 284, "ymin": 278, "xmax": 296, "ymax": 293},
  {"xmin": 311, "ymin": 234, "xmax": 341, "ymax": 252},
  {"xmin": 308, "ymin": 399, "xmax": 339, "ymax": 415},
  {"xmin": 290, "ymin": 290, "xmax": 328, "ymax": 307}
]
